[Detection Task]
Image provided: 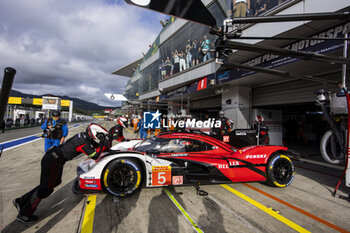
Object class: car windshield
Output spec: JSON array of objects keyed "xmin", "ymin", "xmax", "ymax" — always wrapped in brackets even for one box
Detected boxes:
[
  {"xmin": 133, "ymin": 137, "xmax": 161, "ymax": 152},
  {"xmin": 134, "ymin": 135, "xmax": 236, "ymax": 153}
]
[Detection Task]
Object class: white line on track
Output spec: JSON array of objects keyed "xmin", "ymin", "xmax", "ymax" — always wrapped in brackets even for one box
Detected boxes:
[{"xmin": 1, "ymin": 123, "xmax": 89, "ymax": 152}]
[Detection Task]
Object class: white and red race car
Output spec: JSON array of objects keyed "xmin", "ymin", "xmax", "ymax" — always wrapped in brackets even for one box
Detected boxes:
[{"xmin": 73, "ymin": 132, "xmax": 295, "ymax": 197}]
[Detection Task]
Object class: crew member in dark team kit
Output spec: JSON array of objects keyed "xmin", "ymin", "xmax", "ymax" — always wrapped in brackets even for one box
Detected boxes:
[
  {"xmin": 111, "ymin": 117, "xmax": 128, "ymax": 142},
  {"xmin": 12, "ymin": 123, "xmax": 116, "ymax": 223}
]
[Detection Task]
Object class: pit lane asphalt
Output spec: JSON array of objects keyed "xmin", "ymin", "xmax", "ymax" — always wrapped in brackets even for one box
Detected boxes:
[{"xmin": 0, "ymin": 121, "xmax": 349, "ymax": 233}]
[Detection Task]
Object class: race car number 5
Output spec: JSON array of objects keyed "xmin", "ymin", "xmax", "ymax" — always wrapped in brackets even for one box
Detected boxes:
[{"xmin": 152, "ymin": 166, "xmax": 171, "ymax": 186}]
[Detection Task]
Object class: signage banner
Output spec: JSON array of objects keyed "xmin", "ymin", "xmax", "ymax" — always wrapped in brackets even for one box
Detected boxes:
[
  {"xmin": 32, "ymin": 98, "xmax": 43, "ymax": 105},
  {"xmin": 8, "ymin": 97, "xmax": 22, "ymax": 105},
  {"xmin": 61, "ymin": 100, "xmax": 70, "ymax": 107},
  {"xmin": 161, "ymin": 73, "xmax": 216, "ymax": 100},
  {"xmin": 217, "ymin": 21, "xmax": 350, "ymax": 84}
]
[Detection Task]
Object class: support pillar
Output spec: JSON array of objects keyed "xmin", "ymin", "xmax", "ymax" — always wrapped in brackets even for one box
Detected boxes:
[
  {"xmin": 69, "ymin": 101, "xmax": 73, "ymax": 122},
  {"xmin": 221, "ymin": 86, "xmax": 251, "ymax": 129}
]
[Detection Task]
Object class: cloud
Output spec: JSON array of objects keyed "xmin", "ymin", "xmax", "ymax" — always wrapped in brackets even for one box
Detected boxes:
[{"xmin": 0, "ymin": 0, "xmax": 164, "ymax": 107}]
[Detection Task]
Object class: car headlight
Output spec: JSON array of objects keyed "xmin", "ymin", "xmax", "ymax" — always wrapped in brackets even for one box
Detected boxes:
[
  {"xmin": 76, "ymin": 159, "xmax": 96, "ymax": 175},
  {"xmin": 76, "ymin": 166, "xmax": 85, "ymax": 176}
]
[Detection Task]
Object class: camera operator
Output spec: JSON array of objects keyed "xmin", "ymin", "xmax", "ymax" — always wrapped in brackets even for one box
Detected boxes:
[{"xmin": 41, "ymin": 110, "xmax": 68, "ymax": 152}]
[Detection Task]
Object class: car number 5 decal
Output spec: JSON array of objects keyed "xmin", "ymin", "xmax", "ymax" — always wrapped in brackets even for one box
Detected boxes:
[{"xmin": 152, "ymin": 166, "xmax": 171, "ymax": 186}]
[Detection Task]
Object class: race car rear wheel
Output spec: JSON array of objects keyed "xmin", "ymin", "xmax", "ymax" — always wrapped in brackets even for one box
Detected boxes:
[
  {"xmin": 266, "ymin": 154, "xmax": 294, "ymax": 188},
  {"xmin": 101, "ymin": 158, "xmax": 142, "ymax": 197}
]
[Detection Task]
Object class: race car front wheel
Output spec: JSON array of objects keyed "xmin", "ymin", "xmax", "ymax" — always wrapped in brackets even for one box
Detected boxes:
[
  {"xmin": 266, "ymin": 154, "xmax": 295, "ymax": 188},
  {"xmin": 72, "ymin": 178, "xmax": 80, "ymax": 195},
  {"xmin": 101, "ymin": 158, "xmax": 142, "ymax": 197}
]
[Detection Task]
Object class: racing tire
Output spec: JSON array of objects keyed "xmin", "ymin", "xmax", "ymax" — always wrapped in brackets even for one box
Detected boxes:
[
  {"xmin": 320, "ymin": 130, "xmax": 345, "ymax": 165},
  {"xmin": 72, "ymin": 178, "xmax": 80, "ymax": 195},
  {"xmin": 266, "ymin": 154, "xmax": 295, "ymax": 188},
  {"xmin": 101, "ymin": 158, "xmax": 142, "ymax": 197}
]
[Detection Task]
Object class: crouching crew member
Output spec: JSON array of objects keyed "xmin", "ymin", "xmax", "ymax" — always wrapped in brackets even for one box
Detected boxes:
[
  {"xmin": 41, "ymin": 110, "xmax": 68, "ymax": 152},
  {"xmin": 109, "ymin": 117, "xmax": 128, "ymax": 142},
  {"xmin": 13, "ymin": 124, "xmax": 113, "ymax": 223}
]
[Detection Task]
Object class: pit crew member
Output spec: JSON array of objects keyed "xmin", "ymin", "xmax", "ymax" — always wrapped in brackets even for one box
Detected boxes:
[{"xmin": 12, "ymin": 124, "xmax": 113, "ymax": 223}]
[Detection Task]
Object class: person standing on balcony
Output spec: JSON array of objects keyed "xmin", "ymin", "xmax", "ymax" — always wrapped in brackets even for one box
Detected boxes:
[
  {"xmin": 192, "ymin": 40, "xmax": 199, "ymax": 66},
  {"xmin": 185, "ymin": 40, "xmax": 192, "ymax": 69},
  {"xmin": 165, "ymin": 56, "xmax": 171, "ymax": 79},
  {"xmin": 201, "ymin": 35, "xmax": 211, "ymax": 62},
  {"xmin": 254, "ymin": 0, "xmax": 267, "ymax": 16},
  {"xmin": 173, "ymin": 50, "xmax": 180, "ymax": 74},
  {"xmin": 179, "ymin": 50, "xmax": 186, "ymax": 72},
  {"xmin": 233, "ymin": 0, "xmax": 250, "ymax": 18}
]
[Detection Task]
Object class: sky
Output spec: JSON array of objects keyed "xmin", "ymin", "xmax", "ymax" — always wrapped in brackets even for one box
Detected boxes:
[{"xmin": 0, "ymin": 0, "xmax": 166, "ymax": 106}]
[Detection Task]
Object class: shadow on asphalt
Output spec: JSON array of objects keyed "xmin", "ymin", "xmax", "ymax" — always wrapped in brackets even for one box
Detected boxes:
[
  {"xmin": 2, "ymin": 179, "xmax": 84, "ymax": 233},
  {"xmin": 93, "ymin": 188, "xmax": 142, "ymax": 232},
  {"xmin": 198, "ymin": 196, "xmax": 227, "ymax": 233},
  {"xmin": 148, "ymin": 187, "xmax": 184, "ymax": 233}
]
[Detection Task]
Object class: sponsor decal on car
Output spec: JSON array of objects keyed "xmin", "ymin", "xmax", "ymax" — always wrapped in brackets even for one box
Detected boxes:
[
  {"xmin": 172, "ymin": 176, "xmax": 183, "ymax": 185},
  {"xmin": 223, "ymin": 136, "xmax": 230, "ymax": 142},
  {"xmin": 239, "ymin": 146, "xmax": 257, "ymax": 153},
  {"xmin": 84, "ymin": 180, "xmax": 96, "ymax": 184},
  {"xmin": 152, "ymin": 166, "xmax": 171, "ymax": 186},
  {"xmin": 246, "ymin": 154, "xmax": 267, "ymax": 159},
  {"xmin": 171, "ymin": 153, "xmax": 188, "ymax": 157},
  {"xmin": 80, "ymin": 178, "xmax": 102, "ymax": 190},
  {"xmin": 218, "ymin": 161, "xmax": 240, "ymax": 169}
]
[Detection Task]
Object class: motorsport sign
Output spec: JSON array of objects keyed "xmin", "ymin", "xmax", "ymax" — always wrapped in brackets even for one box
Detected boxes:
[{"xmin": 104, "ymin": 93, "xmax": 127, "ymax": 101}]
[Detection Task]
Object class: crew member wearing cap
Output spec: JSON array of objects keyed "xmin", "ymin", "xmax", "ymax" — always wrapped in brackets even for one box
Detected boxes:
[{"xmin": 41, "ymin": 110, "xmax": 68, "ymax": 152}]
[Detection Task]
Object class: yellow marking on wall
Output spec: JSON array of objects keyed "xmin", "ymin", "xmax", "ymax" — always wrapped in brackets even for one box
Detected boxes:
[
  {"xmin": 8, "ymin": 97, "xmax": 22, "ymax": 104},
  {"xmin": 33, "ymin": 98, "xmax": 43, "ymax": 105},
  {"xmin": 61, "ymin": 99, "xmax": 71, "ymax": 107}
]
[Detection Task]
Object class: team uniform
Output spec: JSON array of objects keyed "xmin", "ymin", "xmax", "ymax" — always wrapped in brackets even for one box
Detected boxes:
[
  {"xmin": 13, "ymin": 124, "xmax": 112, "ymax": 223},
  {"xmin": 110, "ymin": 124, "xmax": 125, "ymax": 142}
]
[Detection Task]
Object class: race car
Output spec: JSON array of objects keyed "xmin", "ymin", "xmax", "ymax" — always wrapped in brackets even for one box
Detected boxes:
[{"xmin": 73, "ymin": 131, "xmax": 295, "ymax": 197}]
